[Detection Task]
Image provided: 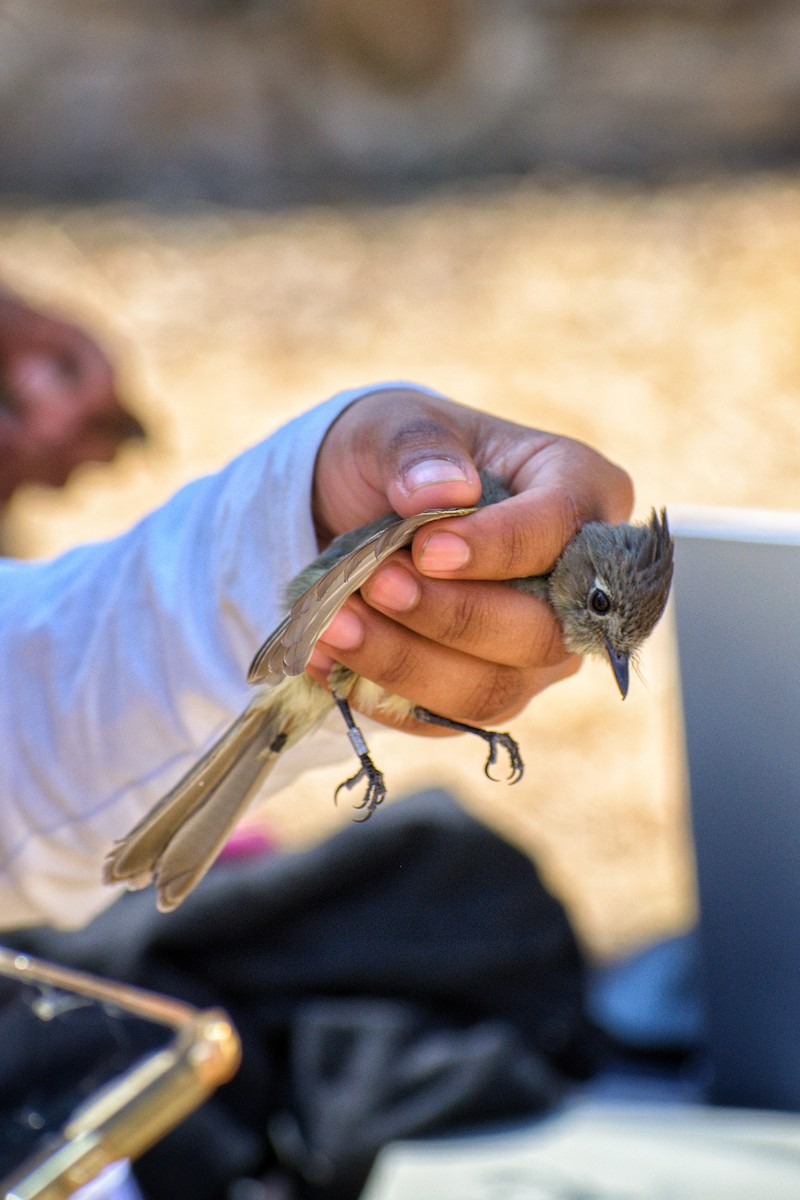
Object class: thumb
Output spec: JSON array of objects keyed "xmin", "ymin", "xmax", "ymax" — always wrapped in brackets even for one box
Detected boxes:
[
  {"xmin": 314, "ymin": 386, "xmax": 484, "ymax": 539},
  {"xmin": 383, "ymin": 440, "xmax": 482, "ymax": 519}
]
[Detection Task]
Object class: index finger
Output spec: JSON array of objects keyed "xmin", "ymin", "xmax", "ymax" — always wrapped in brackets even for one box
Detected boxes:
[{"xmin": 412, "ymin": 441, "xmax": 633, "ymax": 581}]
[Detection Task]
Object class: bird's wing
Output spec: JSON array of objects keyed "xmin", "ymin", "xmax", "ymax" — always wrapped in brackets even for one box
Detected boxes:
[{"xmin": 247, "ymin": 504, "xmax": 476, "ymax": 685}]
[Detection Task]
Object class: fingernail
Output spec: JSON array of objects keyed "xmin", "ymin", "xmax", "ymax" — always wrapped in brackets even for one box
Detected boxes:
[
  {"xmin": 418, "ymin": 531, "xmax": 471, "ymax": 572},
  {"xmin": 402, "ymin": 458, "xmax": 470, "ymax": 495},
  {"xmin": 319, "ymin": 606, "xmax": 364, "ymax": 650},
  {"xmin": 363, "ymin": 563, "xmax": 421, "ymax": 612}
]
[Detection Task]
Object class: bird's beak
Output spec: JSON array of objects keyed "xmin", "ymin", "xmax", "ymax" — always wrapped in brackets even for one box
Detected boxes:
[{"xmin": 604, "ymin": 639, "xmax": 630, "ymax": 699}]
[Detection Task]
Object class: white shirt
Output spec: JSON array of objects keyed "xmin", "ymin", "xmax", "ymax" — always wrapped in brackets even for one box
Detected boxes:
[{"xmin": 0, "ymin": 383, "xmax": 405, "ymax": 929}]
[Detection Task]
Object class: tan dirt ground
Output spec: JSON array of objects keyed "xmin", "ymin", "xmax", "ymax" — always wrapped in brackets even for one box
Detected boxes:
[{"xmin": 4, "ymin": 173, "xmax": 799, "ymax": 959}]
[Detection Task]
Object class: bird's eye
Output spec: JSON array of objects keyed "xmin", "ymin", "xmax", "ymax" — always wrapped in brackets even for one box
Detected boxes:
[{"xmin": 589, "ymin": 588, "xmax": 611, "ymax": 615}]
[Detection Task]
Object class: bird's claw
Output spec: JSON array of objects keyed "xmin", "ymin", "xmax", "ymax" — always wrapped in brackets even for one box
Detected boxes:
[
  {"xmin": 334, "ymin": 759, "xmax": 387, "ymax": 820},
  {"xmin": 482, "ymin": 732, "xmax": 524, "ymax": 785},
  {"xmin": 409, "ymin": 705, "xmax": 525, "ymax": 787}
]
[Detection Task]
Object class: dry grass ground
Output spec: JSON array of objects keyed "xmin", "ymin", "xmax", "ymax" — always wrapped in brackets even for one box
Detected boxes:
[{"xmin": 4, "ymin": 172, "xmax": 799, "ymax": 958}]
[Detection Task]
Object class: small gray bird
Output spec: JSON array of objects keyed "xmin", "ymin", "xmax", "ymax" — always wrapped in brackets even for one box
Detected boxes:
[{"xmin": 104, "ymin": 475, "xmax": 674, "ymax": 911}]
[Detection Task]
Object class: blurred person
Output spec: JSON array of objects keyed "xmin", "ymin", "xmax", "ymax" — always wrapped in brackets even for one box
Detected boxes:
[
  {"xmin": 0, "ymin": 382, "xmax": 632, "ymax": 929},
  {"xmin": 0, "ymin": 286, "xmax": 145, "ymax": 515}
]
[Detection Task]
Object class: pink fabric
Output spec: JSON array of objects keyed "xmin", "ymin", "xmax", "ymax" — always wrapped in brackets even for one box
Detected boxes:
[{"xmin": 219, "ymin": 827, "xmax": 278, "ymax": 862}]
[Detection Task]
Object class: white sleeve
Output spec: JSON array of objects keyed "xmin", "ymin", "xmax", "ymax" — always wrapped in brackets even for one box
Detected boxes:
[{"xmin": 0, "ymin": 383, "xmax": 415, "ymax": 929}]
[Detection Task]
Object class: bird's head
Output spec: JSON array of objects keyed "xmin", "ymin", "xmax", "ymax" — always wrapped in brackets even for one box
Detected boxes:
[{"xmin": 548, "ymin": 509, "xmax": 674, "ymax": 698}]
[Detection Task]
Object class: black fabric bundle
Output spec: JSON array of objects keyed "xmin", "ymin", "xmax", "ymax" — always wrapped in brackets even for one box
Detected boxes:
[{"xmin": 5, "ymin": 789, "xmax": 595, "ymax": 1199}]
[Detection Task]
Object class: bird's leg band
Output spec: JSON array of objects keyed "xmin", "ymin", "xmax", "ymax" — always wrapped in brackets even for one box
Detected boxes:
[
  {"xmin": 332, "ymin": 693, "xmax": 387, "ymax": 817},
  {"xmin": 411, "ymin": 706, "xmax": 524, "ymax": 784}
]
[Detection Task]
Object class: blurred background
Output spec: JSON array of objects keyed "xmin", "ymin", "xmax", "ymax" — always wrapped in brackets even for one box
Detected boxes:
[{"xmin": 2, "ymin": 0, "xmax": 800, "ymax": 959}]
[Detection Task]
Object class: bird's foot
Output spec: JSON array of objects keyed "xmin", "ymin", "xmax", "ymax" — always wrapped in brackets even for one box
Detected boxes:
[
  {"xmin": 480, "ymin": 730, "xmax": 524, "ymax": 784},
  {"xmin": 411, "ymin": 706, "xmax": 524, "ymax": 785},
  {"xmin": 334, "ymin": 757, "xmax": 388, "ymax": 820},
  {"xmin": 332, "ymin": 692, "xmax": 389, "ymax": 819}
]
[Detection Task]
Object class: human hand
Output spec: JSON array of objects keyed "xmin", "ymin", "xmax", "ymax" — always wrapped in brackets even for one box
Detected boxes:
[
  {"xmin": 0, "ymin": 290, "xmax": 144, "ymax": 500},
  {"xmin": 308, "ymin": 385, "xmax": 634, "ymax": 733},
  {"xmin": 104, "ymin": 385, "xmax": 637, "ymax": 910}
]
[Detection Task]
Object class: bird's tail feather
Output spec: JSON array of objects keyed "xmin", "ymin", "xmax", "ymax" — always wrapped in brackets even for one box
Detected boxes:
[{"xmin": 104, "ymin": 700, "xmax": 288, "ymax": 912}]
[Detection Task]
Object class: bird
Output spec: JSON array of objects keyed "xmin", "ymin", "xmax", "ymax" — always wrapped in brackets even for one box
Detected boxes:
[{"xmin": 104, "ymin": 474, "xmax": 674, "ymax": 912}]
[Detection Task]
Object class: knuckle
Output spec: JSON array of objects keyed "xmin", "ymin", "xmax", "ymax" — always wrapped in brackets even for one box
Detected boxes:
[
  {"xmin": 503, "ymin": 519, "xmax": 533, "ymax": 578},
  {"xmin": 386, "ymin": 413, "xmax": 463, "ymax": 473},
  {"xmin": 438, "ymin": 587, "xmax": 488, "ymax": 648},
  {"xmin": 462, "ymin": 665, "xmax": 523, "ymax": 725},
  {"xmin": 550, "ymin": 489, "xmax": 581, "ymax": 556},
  {"xmin": 372, "ymin": 639, "xmax": 419, "ymax": 691}
]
